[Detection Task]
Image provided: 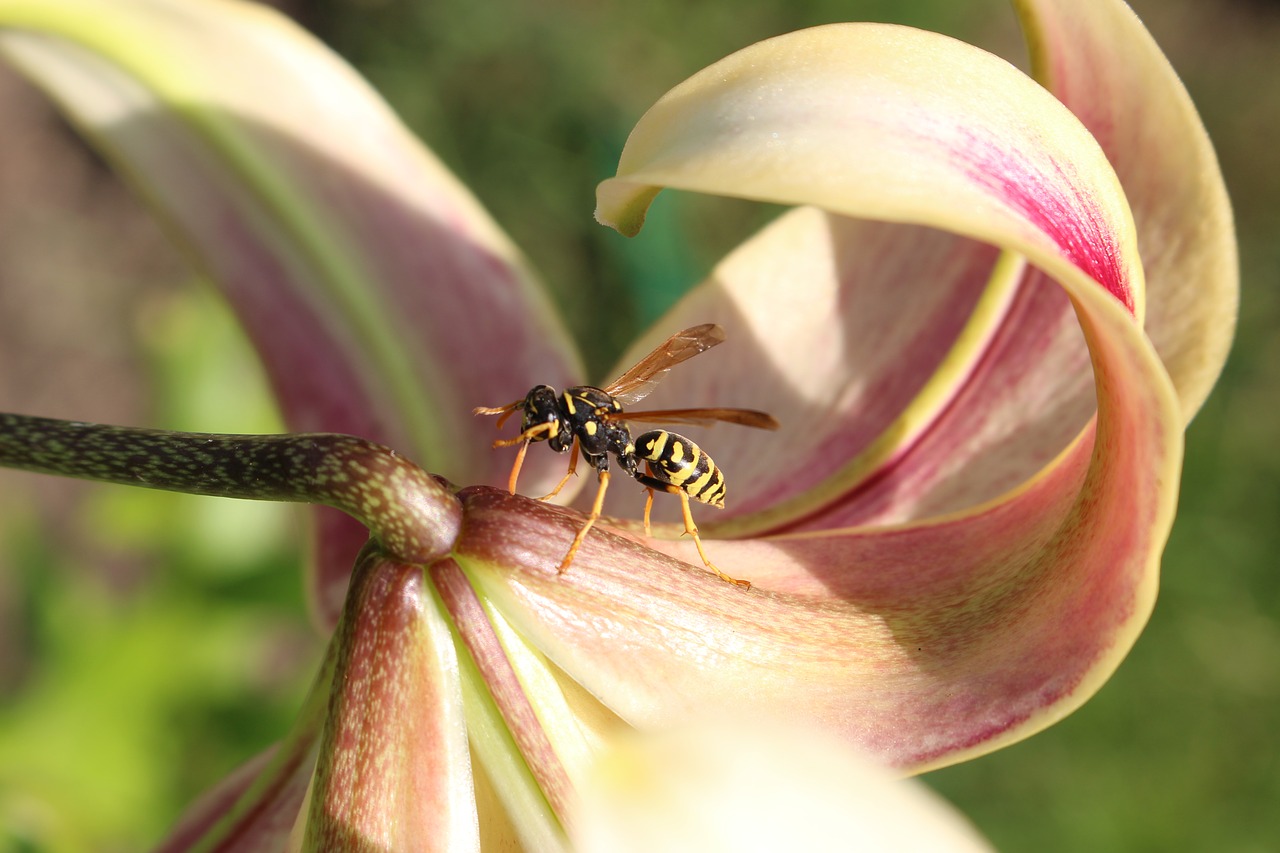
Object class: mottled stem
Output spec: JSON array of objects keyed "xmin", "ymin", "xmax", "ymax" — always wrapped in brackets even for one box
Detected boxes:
[{"xmin": 0, "ymin": 412, "xmax": 460, "ymax": 563}]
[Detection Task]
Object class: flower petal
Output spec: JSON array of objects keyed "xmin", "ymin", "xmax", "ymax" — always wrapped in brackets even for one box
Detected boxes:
[
  {"xmin": 0, "ymin": 0, "xmax": 580, "ymax": 621},
  {"xmin": 573, "ymin": 721, "xmax": 992, "ymax": 852},
  {"xmin": 154, "ymin": 748, "xmax": 308, "ymax": 852},
  {"xmin": 305, "ymin": 548, "xmax": 477, "ymax": 851},
  {"xmin": 1015, "ymin": 0, "xmax": 1237, "ymax": 420},
  {"xmin": 588, "ymin": 207, "xmax": 1022, "ymax": 533},
  {"xmin": 482, "ymin": 21, "xmax": 1188, "ymax": 768},
  {"xmin": 432, "ymin": 559, "xmax": 576, "ymax": 848},
  {"xmin": 598, "ymin": 24, "xmax": 1142, "ymax": 312},
  {"xmin": 595, "ymin": 23, "xmax": 1157, "ymax": 530},
  {"xmin": 458, "ymin": 391, "xmax": 1164, "ymax": 772},
  {"xmin": 791, "ymin": 264, "xmax": 1096, "ymax": 529}
]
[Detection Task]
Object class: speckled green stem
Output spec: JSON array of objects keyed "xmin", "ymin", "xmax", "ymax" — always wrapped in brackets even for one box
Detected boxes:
[{"xmin": 0, "ymin": 412, "xmax": 461, "ymax": 563}]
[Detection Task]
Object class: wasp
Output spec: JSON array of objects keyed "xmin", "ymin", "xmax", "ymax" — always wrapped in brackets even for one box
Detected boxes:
[{"xmin": 473, "ymin": 323, "xmax": 778, "ymax": 587}]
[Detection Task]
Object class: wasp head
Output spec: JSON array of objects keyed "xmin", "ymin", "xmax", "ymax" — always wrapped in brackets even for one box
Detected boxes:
[{"xmin": 519, "ymin": 385, "xmax": 563, "ymax": 445}]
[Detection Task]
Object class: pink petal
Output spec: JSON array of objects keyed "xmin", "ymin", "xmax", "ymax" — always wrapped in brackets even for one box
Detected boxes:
[
  {"xmin": 0, "ymin": 0, "xmax": 580, "ymax": 624},
  {"xmin": 1016, "ymin": 0, "xmax": 1237, "ymax": 420},
  {"xmin": 587, "ymin": 208, "xmax": 1017, "ymax": 532}
]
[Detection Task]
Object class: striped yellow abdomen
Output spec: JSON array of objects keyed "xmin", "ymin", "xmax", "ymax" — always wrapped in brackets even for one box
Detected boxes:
[{"xmin": 634, "ymin": 430, "xmax": 726, "ymax": 508}]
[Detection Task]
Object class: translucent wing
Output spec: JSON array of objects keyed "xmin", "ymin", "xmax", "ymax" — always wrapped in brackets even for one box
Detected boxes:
[
  {"xmin": 603, "ymin": 407, "xmax": 779, "ymax": 430},
  {"xmin": 602, "ymin": 324, "xmax": 726, "ymax": 405}
]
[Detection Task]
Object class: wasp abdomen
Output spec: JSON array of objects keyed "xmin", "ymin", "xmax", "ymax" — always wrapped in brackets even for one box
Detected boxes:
[{"xmin": 634, "ymin": 430, "xmax": 726, "ymax": 508}]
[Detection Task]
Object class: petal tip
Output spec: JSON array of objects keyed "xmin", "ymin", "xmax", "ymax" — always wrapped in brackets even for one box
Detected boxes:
[{"xmin": 594, "ymin": 179, "xmax": 660, "ymax": 237}]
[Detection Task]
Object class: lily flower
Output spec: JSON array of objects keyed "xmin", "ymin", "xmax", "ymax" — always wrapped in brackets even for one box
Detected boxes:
[{"xmin": 0, "ymin": 0, "xmax": 1234, "ymax": 848}]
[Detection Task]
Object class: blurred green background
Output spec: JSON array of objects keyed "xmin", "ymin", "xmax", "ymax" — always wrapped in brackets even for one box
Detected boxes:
[{"xmin": 0, "ymin": 0, "xmax": 1276, "ymax": 849}]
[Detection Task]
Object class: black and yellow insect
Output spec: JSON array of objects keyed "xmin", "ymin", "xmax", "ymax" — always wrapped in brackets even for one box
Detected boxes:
[{"xmin": 473, "ymin": 323, "xmax": 777, "ymax": 587}]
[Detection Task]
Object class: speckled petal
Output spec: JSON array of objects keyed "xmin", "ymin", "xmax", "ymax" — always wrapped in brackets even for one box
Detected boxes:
[{"xmin": 305, "ymin": 549, "xmax": 477, "ymax": 851}]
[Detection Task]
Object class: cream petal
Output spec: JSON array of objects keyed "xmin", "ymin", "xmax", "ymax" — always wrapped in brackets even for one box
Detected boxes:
[
  {"xmin": 590, "ymin": 208, "xmax": 1019, "ymax": 533},
  {"xmin": 574, "ymin": 722, "xmax": 992, "ymax": 852},
  {"xmin": 488, "ymin": 21, "xmax": 1189, "ymax": 768}
]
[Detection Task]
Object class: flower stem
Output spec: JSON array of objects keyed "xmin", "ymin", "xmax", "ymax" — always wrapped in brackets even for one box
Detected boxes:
[{"xmin": 0, "ymin": 412, "xmax": 460, "ymax": 563}]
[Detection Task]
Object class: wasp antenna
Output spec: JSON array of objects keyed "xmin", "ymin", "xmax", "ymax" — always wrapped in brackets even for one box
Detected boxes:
[
  {"xmin": 473, "ymin": 400, "xmax": 523, "ymax": 430},
  {"xmin": 494, "ymin": 421, "xmax": 556, "ymax": 449}
]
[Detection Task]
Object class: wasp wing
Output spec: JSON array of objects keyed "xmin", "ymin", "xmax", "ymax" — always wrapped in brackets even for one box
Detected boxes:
[
  {"xmin": 602, "ymin": 323, "xmax": 726, "ymax": 406},
  {"xmin": 604, "ymin": 407, "xmax": 779, "ymax": 430}
]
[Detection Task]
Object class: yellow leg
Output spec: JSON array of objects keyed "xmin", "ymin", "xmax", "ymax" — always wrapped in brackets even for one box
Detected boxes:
[
  {"xmin": 559, "ymin": 469, "xmax": 610, "ymax": 574},
  {"xmin": 506, "ymin": 439, "xmax": 529, "ymax": 495},
  {"xmin": 677, "ymin": 491, "xmax": 750, "ymax": 589},
  {"xmin": 643, "ymin": 488, "xmax": 655, "ymax": 537},
  {"xmin": 538, "ymin": 440, "xmax": 579, "ymax": 501},
  {"xmin": 492, "ymin": 422, "xmax": 555, "ymax": 495}
]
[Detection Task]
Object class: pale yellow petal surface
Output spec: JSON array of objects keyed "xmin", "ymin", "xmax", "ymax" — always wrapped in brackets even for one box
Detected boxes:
[{"xmin": 575, "ymin": 722, "xmax": 992, "ymax": 853}]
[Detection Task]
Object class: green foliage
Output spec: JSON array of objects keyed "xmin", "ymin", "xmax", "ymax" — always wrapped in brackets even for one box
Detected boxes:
[{"xmin": 0, "ymin": 289, "xmax": 318, "ymax": 850}]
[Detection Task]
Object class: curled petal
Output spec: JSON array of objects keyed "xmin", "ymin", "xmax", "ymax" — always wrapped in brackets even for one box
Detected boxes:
[
  {"xmin": 540, "ymin": 21, "xmax": 1187, "ymax": 767},
  {"xmin": 598, "ymin": 24, "xmax": 1143, "ymax": 313},
  {"xmin": 599, "ymin": 1, "xmax": 1236, "ymax": 531},
  {"xmin": 1015, "ymin": 0, "xmax": 1237, "ymax": 420}
]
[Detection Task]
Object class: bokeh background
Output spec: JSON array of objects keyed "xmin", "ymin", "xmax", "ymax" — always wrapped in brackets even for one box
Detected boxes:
[{"xmin": 1, "ymin": 0, "xmax": 1276, "ymax": 849}]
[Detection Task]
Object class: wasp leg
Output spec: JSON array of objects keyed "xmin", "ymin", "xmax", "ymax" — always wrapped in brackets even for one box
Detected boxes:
[
  {"xmin": 642, "ymin": 487, "xmax": 656, "ymax": 537},
  {"xmin": 558, "ymin": 469, "xmax": 610, "ymax": 574},
  {"xmin": 492, "ymin": 421, "xmax": 556, "ymax": 494},
  {"xmin": 505, "ymin": 440, "xmax": 530, "ymax": 495},
  {"xmin": 674, "ymin": 490, "xmax": 751, "ymax": 589},
  {"xmin": 538, "ymin": 439, "xmax": 579, "ymax": 501}
]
